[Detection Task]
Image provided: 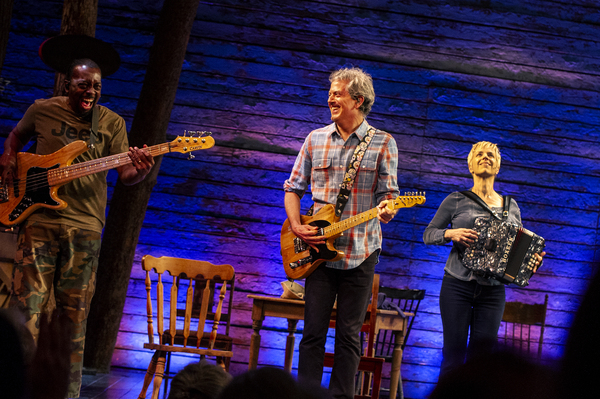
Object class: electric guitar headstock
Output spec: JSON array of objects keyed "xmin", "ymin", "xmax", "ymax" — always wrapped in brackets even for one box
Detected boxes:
[{"xmin": 391, "ymin": 192, "xmax": 426, "ymax": 209}]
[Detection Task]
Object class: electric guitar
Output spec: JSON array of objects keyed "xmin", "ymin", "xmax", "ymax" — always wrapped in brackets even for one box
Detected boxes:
[
  {"xmin": 281, "ymin": 193, "xmax": 426, "ymax": 279},
  {"xmin": 0, "ymin": 132, "xmax": 215, "ymax": 226}
]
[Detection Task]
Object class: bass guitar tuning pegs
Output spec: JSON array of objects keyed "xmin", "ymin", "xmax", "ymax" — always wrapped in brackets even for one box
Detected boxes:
[{"xmin": 184, "ymin": 130, "xmax": 212, "ymax": 137}]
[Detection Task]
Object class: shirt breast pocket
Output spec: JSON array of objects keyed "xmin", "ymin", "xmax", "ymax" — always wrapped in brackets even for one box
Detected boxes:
[
  {"xmin": 356, "ymin": 155, "xmax": 378, "ymax": 189},
  {"xmin": 311, "ymin": 158, "xmax": 331, "ymax": 188}
]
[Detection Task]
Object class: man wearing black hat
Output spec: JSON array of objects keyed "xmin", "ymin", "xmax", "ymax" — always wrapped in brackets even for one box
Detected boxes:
[{"xmin": 0, "ymin": 53, "xmax": 153, "ymax": 398}]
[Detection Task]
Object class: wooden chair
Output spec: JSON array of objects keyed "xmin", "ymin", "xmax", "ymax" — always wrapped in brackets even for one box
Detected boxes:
[
  {"xmin": 172, "ymin": 277, "xmax": 236, "ymax": 370},
  {"xmin": 160, "ymin": 269, "xmax": 236, "ymax": 396},
  {"xmin": 500, "ymin": 294, "xmax": 549, "ymax": 359},
  {"xmin": 324, "ymin": 352, "xmax": 384, "ymax": 399},
  {"xmin": 373, "ymin": 287, "xmax": 425, "ymax": 353},
  {"xmin": 325, "ymin": 274, "xmax": 384, "ymax": 399},
  {"xmin": 365, "ymin": 287, "xmax": 426, "ymax": 399},
  {"xmin": 137, "ymin": 255, "xmax": 235, "ymax": 399}
]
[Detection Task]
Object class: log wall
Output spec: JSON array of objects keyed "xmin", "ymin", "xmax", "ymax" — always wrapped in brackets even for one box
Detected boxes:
[{"xmin": 2, "ymin": 1, "xmax": 599, "ymax": 397}]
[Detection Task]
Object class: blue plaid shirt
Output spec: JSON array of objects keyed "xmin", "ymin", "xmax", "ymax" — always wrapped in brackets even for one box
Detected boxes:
[{"xmin": 283, "ymin": 120, "xmax": 399, "ymax": 270}]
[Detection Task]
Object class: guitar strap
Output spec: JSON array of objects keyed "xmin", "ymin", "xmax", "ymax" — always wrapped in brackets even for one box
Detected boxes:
[
  {"xmin": 460, "ymin": 190, "xmax": 512, "ymax": 220},
  {"xmin": 334, "ymin": 126, "xmax": 376, "ymax": 218},
  {"xmin": 306, "ymin": 125, "xmax": 376, "ymax": 218},
  {"xmin": 88, "ymin": 105, "xmax": 99, "ymax": 149}
]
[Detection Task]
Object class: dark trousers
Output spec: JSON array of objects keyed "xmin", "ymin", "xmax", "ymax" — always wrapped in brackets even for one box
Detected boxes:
[
  {"xmin": 438, "ymin": 275, "xmax": 506, "ymax": 379},
  {"xmin": 298, "ymin": 252, "xmax": 377, "ymax": 399}
]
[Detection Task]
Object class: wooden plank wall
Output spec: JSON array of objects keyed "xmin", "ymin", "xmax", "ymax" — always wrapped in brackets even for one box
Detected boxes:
[{"xmin": 2, "ymin": 0, "xmax": 599, "ymax": 397}]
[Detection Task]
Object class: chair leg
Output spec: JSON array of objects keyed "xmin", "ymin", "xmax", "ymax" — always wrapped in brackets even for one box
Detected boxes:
[
  {"xmin": 151, "ymin": 351, "xmax": 167, "ymax": 399},
  {"xmin": 325, "ymin": 353, "xmax": 383, "ymax": 399},
  {"xmin": 353, "ymin": 370, "xmax": 367, "ymax": 396},
  {"xmin": 361, "ymin": 371, "xmax": 373, "ymax": 396},
  {"xmin": 396, "ymin": 372, "xmax": 404, "ymax": 399},
  {"xmin": 163, "ymin": 352, "xmax": 172, "ymax": 399},
  {"xmin": 138, "ymin": 351, "xmax": 160, "ymax": 399},
  {"xmin": 223, "ymin": 340, "xmax": 233, "ymax": 371},
  {"xmin": 368, "ymin": 361, "xmax": 383, "ymax": 399},
  {"xmin": 216, "ymin": 356, "xmax": 227, "ymax": 372}
]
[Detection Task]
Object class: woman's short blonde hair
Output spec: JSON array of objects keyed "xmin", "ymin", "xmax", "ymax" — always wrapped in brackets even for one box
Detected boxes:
[{"xmin": 467, "ymin": 141, "xmax": 501, "ymax": 172}]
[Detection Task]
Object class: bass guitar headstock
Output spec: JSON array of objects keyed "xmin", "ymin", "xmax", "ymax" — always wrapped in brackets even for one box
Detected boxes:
[{"xmin": 169, "ymin": 130, "xmax": 215, "ymax": 159}]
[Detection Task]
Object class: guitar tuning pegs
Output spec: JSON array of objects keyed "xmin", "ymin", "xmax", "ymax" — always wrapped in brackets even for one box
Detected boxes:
[
  {"xmin": 182, "ymin": 130, "xmax": 212, "ymax": 137},
  {"xmin": 188, "ymin": 153, "xmax": 195, "ymax": 160}
]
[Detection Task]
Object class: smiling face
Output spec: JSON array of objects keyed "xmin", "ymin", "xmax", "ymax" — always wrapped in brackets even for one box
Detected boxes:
[
  {"xmin": 468, "ymin": 143, "xmax": 501, "ymax": 177},
  {"xmin": 65, "ymin": 65, "xmax": 102, "ymax": 116},
  {"xmin": 328, "ymin": 80, "xmax": 363, "ymax": 126}
]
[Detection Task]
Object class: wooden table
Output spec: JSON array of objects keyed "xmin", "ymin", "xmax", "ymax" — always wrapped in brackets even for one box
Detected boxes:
[{"xmin": 248, "ymin": 294, "xmax": 408, "ymax": 399}]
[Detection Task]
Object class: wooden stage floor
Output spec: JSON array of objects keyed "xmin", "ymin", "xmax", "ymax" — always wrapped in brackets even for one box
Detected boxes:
[{"xmin": 80, "ymin": 368, "xmax": 152, "ymax": 399}]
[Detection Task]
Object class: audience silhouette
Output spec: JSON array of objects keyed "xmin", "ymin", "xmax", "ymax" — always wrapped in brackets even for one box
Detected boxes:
[
  {"xmin": 167, "ymin": 359, "xmax": 232, "ymax": 399},
  {"xmin": 558, "ymin": 267, "xmax": 600, "ymax": 399},
  {"xmin": 0, "ymin": 310, "xmax": 71, "ymax": 399},
  {"xmin": 217, "ymin": 367, "xmax": 330, "ymax": 399}
]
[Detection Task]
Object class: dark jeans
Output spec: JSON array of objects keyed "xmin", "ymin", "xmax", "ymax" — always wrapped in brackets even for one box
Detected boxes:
[
  {"xmin": 298, "ymin": 252, "xmax": 378, "ymax": 399},
  {"xmin": 438, "ymin": 275, "xmax": 506, "ymax": 379}
]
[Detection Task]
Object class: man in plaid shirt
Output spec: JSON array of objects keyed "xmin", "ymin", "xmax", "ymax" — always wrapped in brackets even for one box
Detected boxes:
[{"xmin": 283, "ymin": 67, "xmax": 399, "ymax": 398}]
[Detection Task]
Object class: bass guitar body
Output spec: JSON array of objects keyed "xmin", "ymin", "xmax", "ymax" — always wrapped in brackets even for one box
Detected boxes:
[
  {"xmin": 281, "ymin": 204, "xmax": 343, "ymax": 280},
  {"xmin": 0, "ymin": 141, "xmax": 89, "ymax": 226},
  {"xmin": 0, "ymin": 133, "xmax": 215, "ymax": 227}
]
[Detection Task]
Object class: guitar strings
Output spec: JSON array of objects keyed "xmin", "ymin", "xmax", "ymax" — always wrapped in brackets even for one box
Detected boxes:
[
  {"xmin": 323, "ymin": 195, "xmax": 421, "ymax": 235},
  {"xmin": 9, "ymin": 145, "xmax": 170, "ymax": 196}
]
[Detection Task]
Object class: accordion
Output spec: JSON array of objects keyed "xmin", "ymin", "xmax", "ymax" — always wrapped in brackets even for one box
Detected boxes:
[{"xmin": 461, "ymin": 217, "xmax": 545, "ymax": 287}]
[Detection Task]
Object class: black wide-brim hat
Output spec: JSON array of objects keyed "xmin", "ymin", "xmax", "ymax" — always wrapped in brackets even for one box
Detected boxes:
[{"xmin": 38, "ymin": 34, "xmax": 121, "ymax": 76}]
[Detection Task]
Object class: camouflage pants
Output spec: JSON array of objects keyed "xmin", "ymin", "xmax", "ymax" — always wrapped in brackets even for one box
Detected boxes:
[{"xmin": 11, "ymin": 221, "xmax": 101, "ymax": 398}]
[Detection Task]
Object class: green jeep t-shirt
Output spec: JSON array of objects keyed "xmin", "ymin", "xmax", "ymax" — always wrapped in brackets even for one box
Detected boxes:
[{"xmin": 16, "ymin": 96, "xmax": 130, "ymax": 233}]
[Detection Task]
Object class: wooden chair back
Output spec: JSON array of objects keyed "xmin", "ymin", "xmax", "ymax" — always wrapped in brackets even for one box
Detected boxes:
[
  {"xmin": 500, "ymin": 294, "xmax": 549, "ymax": 358},
  {"xmin": 372, "ymin": 287, "xmax": 426, "ymax": 359},
  {"xmin": 359, "ymin": 286, "xmax": 425, "ymax": 399},
  {"xmin": 177, "ymin": 277, "xmax": 236, "ymax": 346},
  {"xmin": 142, "ymin": 254, "xmax": 235, "ymax": 353},
  {"xmin": 139, "ymin": 255, "xmax": 236, "ymax": 399}
]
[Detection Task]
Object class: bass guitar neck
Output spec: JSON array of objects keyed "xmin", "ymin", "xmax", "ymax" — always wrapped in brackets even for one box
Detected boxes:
[{"xmin": 0, "ymin": 132, "xmax": 214, "ymax": 226}]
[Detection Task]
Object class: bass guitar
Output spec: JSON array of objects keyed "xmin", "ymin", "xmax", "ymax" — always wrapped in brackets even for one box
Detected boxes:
[
  {"xmin": 0, "ymin": 132, "xmax": 214, "ymax": 226},
  {"xmin": 281, "ymin": 193, "xmax": 426, "ymax": 279}
]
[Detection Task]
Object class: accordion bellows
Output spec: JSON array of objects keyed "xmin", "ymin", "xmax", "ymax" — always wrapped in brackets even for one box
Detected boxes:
[{"xmin": 462, "ymin": 217, "xmax": 545, "ymax": 287}]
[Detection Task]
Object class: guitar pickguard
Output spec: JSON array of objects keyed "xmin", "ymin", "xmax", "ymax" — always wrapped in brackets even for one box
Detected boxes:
[
  {"xmin": 288, "ymin": 250, "xmax": 312, "ymax": 270},
  {"xmin": 288, "ymin": 219, "xmax": 338, "ymax": 270},
  {"xmin": 9, "ymin": 165, "xmax": 60, "ymax": 222}
]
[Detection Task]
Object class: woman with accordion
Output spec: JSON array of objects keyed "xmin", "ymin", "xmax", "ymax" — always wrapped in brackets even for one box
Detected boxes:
[{"xmin": 423, "ymin": 141, "xmax": 545, "ymax": 379}]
